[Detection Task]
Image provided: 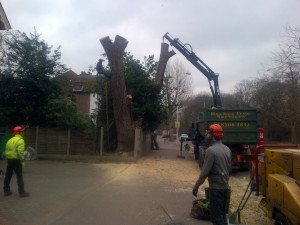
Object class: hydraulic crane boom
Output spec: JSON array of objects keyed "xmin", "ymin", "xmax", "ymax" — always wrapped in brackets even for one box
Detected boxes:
[{"xmin": 163, "ymin": 32, "xmax": 222, "ymax": 108}]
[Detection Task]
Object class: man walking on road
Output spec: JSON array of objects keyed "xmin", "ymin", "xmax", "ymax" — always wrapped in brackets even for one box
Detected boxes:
[
  {"xmin": 3, "ymin": 126, "xmax": 29, "ymax": 197},
  {"xmin": 192, "ymin": 124, "xmax": 231, "ymax": 225}
]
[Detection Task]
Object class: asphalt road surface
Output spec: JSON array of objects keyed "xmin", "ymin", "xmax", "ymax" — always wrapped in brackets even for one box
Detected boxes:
[{"xmin": 0, "ymin": 137, "xmax": 211, "ymax": 225}]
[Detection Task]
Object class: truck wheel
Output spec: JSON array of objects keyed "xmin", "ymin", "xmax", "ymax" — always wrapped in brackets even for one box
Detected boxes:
[{"xmin": 274, "ymin": 212, "xmax": 288, "ymax": 225}]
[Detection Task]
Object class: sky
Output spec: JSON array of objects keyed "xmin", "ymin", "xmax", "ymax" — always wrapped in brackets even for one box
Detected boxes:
[{"xmin": 2, "ymin": 0, "xmax": 300, "ymax": 94}]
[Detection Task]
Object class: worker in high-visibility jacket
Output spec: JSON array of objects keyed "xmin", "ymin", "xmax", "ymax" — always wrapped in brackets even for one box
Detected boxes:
[{"xmin": 3, "ymin": 126, "xmax": 29, "ymax": 197}]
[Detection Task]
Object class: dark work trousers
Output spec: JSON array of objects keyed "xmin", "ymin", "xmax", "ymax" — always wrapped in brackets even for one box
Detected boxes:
[
  {"xmin": 3, "ymin": 159, "xmax": 25, "ymax": 194},
  {"xmin": 209, "ymin": 188, "xmax": 229, "ymax": 225}
]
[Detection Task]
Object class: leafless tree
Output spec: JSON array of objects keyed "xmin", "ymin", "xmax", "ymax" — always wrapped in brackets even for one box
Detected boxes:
[
  {"xmin": 180, "ymin": 92, "xmax": 212, "ymax": 134},
  {"xmin": 229, "ymin": 25, "xmax": 300, "ymax": 143},
  {"xmin": 239, "ymin": 25, "xmax": 300, "ymax": 142},
  {"xmin": 233, "ymin": 79, "xmax": 256, "ymax": 107},
  {"xmin": 272, "ymin": 24, "xmax": 300, "ymax": 74},
  {"xmin": 161, "ymin": 60, "xmax": 192, "ymax": 136},
  {"xmin": 267, "ymin": 25, "xmax": 300, "ymax": 142}
]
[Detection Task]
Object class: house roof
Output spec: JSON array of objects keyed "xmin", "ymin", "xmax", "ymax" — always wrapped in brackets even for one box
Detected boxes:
[
  {"xmin": 0, "ymin": 2, "xmax": 12, "ymax": 30},
  {"xmin": 55, "ymin": 70, "xmax": 98, "ymax": 93}
]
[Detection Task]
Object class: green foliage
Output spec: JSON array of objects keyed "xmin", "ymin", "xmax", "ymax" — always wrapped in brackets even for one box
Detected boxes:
[
  {"xmin": 95, "ymin": 52, "xmax": 165, "ymax": 135},
  {"xmin": 124, "ymin": 52, "xmax": 165, "ymax": 131},
  {"xmin": 143, "ymin": 55, "xmax": 158, "ymax": 78},
  {"xmin": 82, "ymin": 82, "xmax": 97, "ymax": 93},
  {"xmin": 0, "ymin": 29, "xmax": 68, "ymax": 127},
  {"xmin": 44, "ymin": 94, "xmax": 91, "ymax": 129},
  {"xmin": 2, "ymin": 29, "xmax": 67, "ymax": 78}
]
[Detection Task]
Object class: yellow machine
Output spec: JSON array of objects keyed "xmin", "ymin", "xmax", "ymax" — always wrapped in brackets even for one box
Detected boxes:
[{"xmin": 257, "ymin": 147, "xmax": 300, "ymax": 225}]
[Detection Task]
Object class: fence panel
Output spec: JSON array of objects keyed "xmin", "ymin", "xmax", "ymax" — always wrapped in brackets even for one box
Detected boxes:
[
  {"xmin": 37, "ymin": 128, "xmax": 68, "ymax": 155},
  {"xmin": 1, "ymin": 126, "xmax": 149, "ymax": 158},
  {"xmin": 70, "ymin": 129, "xmax": 96, "ymax": 155}
]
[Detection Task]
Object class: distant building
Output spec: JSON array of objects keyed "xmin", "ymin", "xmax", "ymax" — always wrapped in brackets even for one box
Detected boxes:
[
  {"xmin": 0, "ymin": 2, "xmax": 12, "ymax": 30},
  {"xmin": 55, "ymin": 70, "xmax": 99, "ymax": 118}
]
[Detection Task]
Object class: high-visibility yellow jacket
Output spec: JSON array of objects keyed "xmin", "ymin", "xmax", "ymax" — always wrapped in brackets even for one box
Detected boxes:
[{"xmin": 5, "ymin": 134, "xmax": 25, "ymax": 160}]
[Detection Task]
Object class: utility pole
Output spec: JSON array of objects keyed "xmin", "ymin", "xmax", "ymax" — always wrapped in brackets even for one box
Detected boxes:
[
  {"xmin": 176, "ymin": 103, "xmax": 179, "ymax": 140},
  {"xmin": 176, "ymin": 73, "xmax": 179, "ymax": 140}
]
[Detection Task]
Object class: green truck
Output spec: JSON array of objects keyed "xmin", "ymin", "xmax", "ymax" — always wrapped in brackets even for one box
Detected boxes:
[{"xmin": 194, "ymin": 108, "xmax": 264, "ymax": 171}]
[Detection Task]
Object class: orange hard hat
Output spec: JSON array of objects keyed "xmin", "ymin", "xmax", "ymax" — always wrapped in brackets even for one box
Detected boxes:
[
  {"xmin": 208, "ymin": 123, "xmax": 224, "ymax": 138},
  {"xmin": 13, "ymin": 126, "xmax": 25, "ymax": 135}
]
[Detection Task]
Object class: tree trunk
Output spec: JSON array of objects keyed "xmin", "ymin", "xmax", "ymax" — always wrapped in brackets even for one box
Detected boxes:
[
  {"xmin": 155, "ymin": 42, "xmax": 176, "ymax": 89},
  {"xmin": 100, "ymin": 35, "xmax": 134, "ymax": 152}
]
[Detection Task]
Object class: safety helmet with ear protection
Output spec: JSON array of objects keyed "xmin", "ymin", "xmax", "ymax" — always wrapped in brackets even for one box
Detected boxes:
[
  {"xmin": 13, "ymin": 126, "xmax": 25, "ymax": 135},
  {"xmin": 207, "ymin": 123, "xmax": 224, "ymax": 138}
]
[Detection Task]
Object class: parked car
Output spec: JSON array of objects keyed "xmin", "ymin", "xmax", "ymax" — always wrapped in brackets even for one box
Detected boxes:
[{"xmin": 180, "ymin": 134, "xmax": 188, "ymax": 140}]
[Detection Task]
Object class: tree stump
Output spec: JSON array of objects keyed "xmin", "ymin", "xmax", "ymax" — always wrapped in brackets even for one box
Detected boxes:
[{"xmin": 155, "ymin": 42, "xmax": 176, "ymax": 89}]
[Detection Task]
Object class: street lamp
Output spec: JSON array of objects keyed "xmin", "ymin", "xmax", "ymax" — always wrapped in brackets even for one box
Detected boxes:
[{"xmin": 176, "ymin": 103, "xmax": 179, "ymax": 140}]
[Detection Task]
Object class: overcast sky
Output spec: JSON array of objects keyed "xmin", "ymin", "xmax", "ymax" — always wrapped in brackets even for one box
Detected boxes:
[{"xmin": 2, "ymin": 0, "xmax": 300, "ymax": 94}]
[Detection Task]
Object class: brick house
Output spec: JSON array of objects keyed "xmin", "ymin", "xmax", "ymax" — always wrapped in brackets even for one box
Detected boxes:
[{"xmin": 55, "ymin": 70, "xmax": 99, "ymax": 118}]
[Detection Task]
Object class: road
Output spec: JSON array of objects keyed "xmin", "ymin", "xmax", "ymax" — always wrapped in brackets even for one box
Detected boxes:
[
  {"xmin": 0, "ymin": 137, "xmax": 211, "ymax": 225},
  {"xmin": 0, "ymin": 136, "xmax": 272, "ymax": 225}
]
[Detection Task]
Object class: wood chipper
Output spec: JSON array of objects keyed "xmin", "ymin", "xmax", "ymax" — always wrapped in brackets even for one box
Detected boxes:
[{"xmin": 253, "ymin": 144, "xmax": 300, "ymax": 225}]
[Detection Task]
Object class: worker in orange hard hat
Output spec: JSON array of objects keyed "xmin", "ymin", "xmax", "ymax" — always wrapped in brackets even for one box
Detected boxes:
[
  {"xmin": 192, "ymin": 123, "xmax": 231, "ymax": 225},
  {"xmin": 3, "ymin": 126, "xmax": 30, "ymax": 197}
]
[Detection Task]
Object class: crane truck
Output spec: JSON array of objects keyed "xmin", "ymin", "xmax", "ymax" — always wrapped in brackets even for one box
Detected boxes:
[
  {"xmin": 163, "ymin": 32, "xmax": 222, "ymax": 108},
  {"xmin": 253, "ymin": 145, "xmax": 300, "ymax": 225},
  {"xmin": 163, "ymin": 32, "xmax": 264, "ymax": 170}
]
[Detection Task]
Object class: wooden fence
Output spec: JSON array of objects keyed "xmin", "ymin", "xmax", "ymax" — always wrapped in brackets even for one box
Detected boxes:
[
  {"xmin": 1, "ymin": 126, "xmax": 152, "ymax": 160},
  {"xmin": 25, "ymin": 127, "xmax": 96, "ymax": 155}
]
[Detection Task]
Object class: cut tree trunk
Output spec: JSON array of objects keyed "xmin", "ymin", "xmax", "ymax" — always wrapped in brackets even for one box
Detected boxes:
[
  {"xmin": 100, "ymin": 35, "xmax": 134, "ymax": 152},
  {"xmin": 155, "ymin": 42, "xmax": 176, "ymax": 89}
]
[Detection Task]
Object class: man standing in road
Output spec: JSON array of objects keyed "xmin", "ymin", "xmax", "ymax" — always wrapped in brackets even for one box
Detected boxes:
[
  {"xmin": 3, "ymin": 126, "xmax": 29, "ymax": 197},
  {"xmin": 192, "ymin": 123, "xmax": 231, "ymax": 225}
]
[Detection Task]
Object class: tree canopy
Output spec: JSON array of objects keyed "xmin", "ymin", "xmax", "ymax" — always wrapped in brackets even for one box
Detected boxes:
[
  {"xmin": 124, "ymin": 52, "xmax": 164, "ymax": 131},
  {"xmin": 0, "ymin": 29, "xmax": 69, "ymax": 126},
  {"xmin": 97, "ymin": 52, "xmax": 165, "ymax": 133},
  {"xmin": 94, "ymin": 51, "xmax": 165, "ymax": 152}
]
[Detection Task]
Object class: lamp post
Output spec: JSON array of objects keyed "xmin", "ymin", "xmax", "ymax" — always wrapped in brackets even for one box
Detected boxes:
[
  {"xmin": 176, "ymin": 74, "xmax": 179, "ymax": 140},
  {"xmin": 176, "ymin": 103, "xmax": 179, "ymax": 140}
]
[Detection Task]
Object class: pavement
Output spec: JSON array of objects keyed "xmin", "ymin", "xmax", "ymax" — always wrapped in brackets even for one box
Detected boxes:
[{"xmin": 0, "ymin": 137, "xmax": 212, "ymax": 225}]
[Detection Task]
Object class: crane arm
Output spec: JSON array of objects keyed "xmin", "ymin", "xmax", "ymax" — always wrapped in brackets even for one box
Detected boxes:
[{"xmin": 163, "ymin": 32, "xmax": 222, "ymax": 108}]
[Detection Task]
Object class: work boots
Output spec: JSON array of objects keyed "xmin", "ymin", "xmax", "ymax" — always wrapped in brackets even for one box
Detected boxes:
[
  {"xmin": 4, "ymin": 191, "xmax": 12, "ymax": 196},
  {"xmin": 19, "ymin": 192, "xmax": 30, "ymax": 198},
  {"xmin": 3, "ymin": 191, "xmax": 30, "ymax": 197}
]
